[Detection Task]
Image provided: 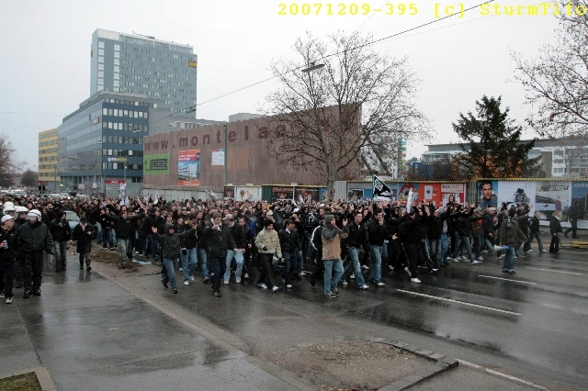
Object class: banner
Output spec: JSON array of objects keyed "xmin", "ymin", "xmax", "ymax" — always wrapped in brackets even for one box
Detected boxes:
[
  {"xmin": 144, "ymin": 153, "xmax": 169, "ymax": 175},
  {"xmin": 178, "ymin": 150, "xmax": 200, "ymax": 186},
  {"xmin": 295, "ymin": 188, "xmax": 319, "ymax": 204},
  {"xmin": 373, "ymin": 175, "xmax": 394, "ymax": 198},
  {"xmin": 211, "ymin": 149, "xmax": 225, "ymax": 166}
]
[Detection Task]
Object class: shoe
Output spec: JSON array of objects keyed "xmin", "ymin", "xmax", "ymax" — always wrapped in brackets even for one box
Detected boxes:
[
  {"xmin": 498, "ymin": 254, "xmax": 505, "ymax": 260},
  {"xmin": 5, "ymin": 297, "xmax": 13, "ymax": 304},
  {"xmin": 477, "ymin": 256, "xmax": 484, "ymax": 261},
  {"xmin": 110, "ymin": 247, "xmax": 114, "ymax": 251},
  {"xmin": 471, "ymin": 261, "xmax": 482, "ymax": 265},
  {"xmin": 23, "ymin": 290, "xmax": 32, "ymax": 299},
  {"xmin": 244, "ymin": 273, "xmax": 249, "ymax": 280},
  {"xmin": 332, "ymin": 287, "xmax": 339, "ymax": 295},
  {"xmin": 272, "ymin": 285, "xmax": 279, "ymax": 292},
  {"xmin": 87, "ymin": 266, "xmax": 92, "ymax": 271},
  {"xmin": 342, "ymin": 280, "xmax": 348, "ymax": 286},
  {"xmin": 361, "ymin": 265, "xmax": 369, "ymax": 270},
  {"xmin": 162, "ymin": 282, "xmax": 168, "ymax": 289},
  {"xmin": 502, "ymin": 269, "xmax": 509, "ymax": 273},
  {"xmin": 257, "ymin": 282, "xmax": 268, "ymax": 289},
  {"xmin": 310, "ymin": 277, "xmax": 316, "ymax": 287},
  {"xmin": 514, "ymin": 256, "xmax": 518, "ymax": 259},
  {"xmin": 349, "ymin": 273, "xmax": 356, "ymax": 280},
  {"xmin": 404, "ymin": 266, "xmax": 412, "ymax": 278},
  {"xmin": 183, "ymin": 281, "xmax": 189, "ymax": 286},
  {"xmin": 224, "ymin": 279, "xmax": 229, "ymax": 285},
  {"xmin": 189, "ymin": 276, "xmax": 195, "ymax": 282},
  {"xmin": 15, "ymin": 282, "xmax": 23, "ymax": 289},
  {"xmin": 432, "ymin": 268, "xmax": 439, "ymax": 272},
  {"xmin": 410, "ymin": 278, "xmax": 421, "ymax": 284},
  {"xmin": 214, "ymin": 291, "xmax": 222, "ymax": 297},
  {"xmin": 203, "ymin": 277, "xmax": 210, "ymax": 284},
  {"xmin": 508, "ymin": 269, "xmax": 516, "ymax": 274},
  {"xmin": 236, "ymin": 277, "xmax": 241, "ymax": 283},
  {"xmin": 120, "ymin": 264, "xmax": 127, "ymax": 269},
  {"xmin": 135, "ymin": 251, "xmax": 139, "ymax": 254},
  {"xmin": 526, "ymin": 250, "xmax": 533, "ymax": 254},
  {"xmin": 541, "ymin": 250, "xmax": 547, "ymax": 253},
  {"xmin": 439, "ymin": 265, "xmax": 445, "ymax": 271},
  {"xmin": 445, "ymin": 257, "xmax": 453, "ymax": 262},
  {"xmin": 460, "ymin": 256, "xmax": 468, "ymax": 261},
  {"xmin": 172, "ymin": 289, "xmax": 178, "ymax": 294},
  {"xmin": 103, "ymin": 247, "xmax": 107, "ymax": 250},
  {"xmin": 80, "ymin": 265, "xmax": 84, "ymax": 270},
  {"xmin": 452, "ymin": 257, "xmax": 460, "ymax": 263},
  {"xmin": 286, "ymin": 284, "xmax": 293, "ymax": 289},
  {"xmin": 376, "ymin": 282, "xmax": 385, "ymax": 287},
  {"xmin": 482, "ymin": 250, "xmax": 488, "ymax": 254},
  {"xmin": 179, "ymin": 267, "xmax": 183, "ymax": 272},
  {"xmin": 359, "ymin": 284, "xmax": 369, "ymax": 290},
  {"xmin": 55, "ymin": 269, "xmax": 60, "ymax": 273},
  {"xmin": 299, "ymin": 271, "xmax": 305, "ymax": 277},
  {"xmin": 325, "ymin": 292, "xmax": 337, "ymax": 298}
]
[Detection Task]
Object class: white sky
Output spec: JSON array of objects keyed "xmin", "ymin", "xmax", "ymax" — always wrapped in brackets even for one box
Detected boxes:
[{"xmin": 0, "ymin": 0, "xmax": 561, "ymax": 170}]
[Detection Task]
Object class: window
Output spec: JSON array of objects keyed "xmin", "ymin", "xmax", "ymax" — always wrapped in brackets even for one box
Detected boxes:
[
  {"xmin": 98, "ymin": 63, "xmax": 104, "ymax": 70},
  {"xmin": 98, "ymin": 71, "xmax": 104, "ymax": 77},
  {"xmin": 114, "ymin": 66, "xmax": 119, "ymax": 72},
  {"xmin": 114, "ymin": 51, "xmax": 120, "ymax": 58},
  {"xmin": 98, "ymin": 48, "xmax": 104, "ymax": 55},
  {"xmin": 98, "ymin": 56, "xmax": 104, "ymax": 63},
  {"xmin": 114, "ymin": 73, "xmax": 119, "ymax": 79},
  {"xmin": 114, "ymin": 80, "xmax": 119, "ymax": 87},
  {"xmin": 102, "ymin": 108, "xmax": 108, "ymax": 115},
  {"xmin": 114, "ymin": 58, "xmax": 119, "ymax": 65},
  {"xmin": 98, "ymin": 78, "xmax": 104, "ymax": 85},
  {"xmin": 114, "ymin": 87, "xmax": 119, "ymax": 92},
  {"xmin": 98, "ymin": 41, "xmax": 104, "ymax": 48},
  {"xmin": 114, "ymin": 44, "xmax": 120, "ymax": 50}
]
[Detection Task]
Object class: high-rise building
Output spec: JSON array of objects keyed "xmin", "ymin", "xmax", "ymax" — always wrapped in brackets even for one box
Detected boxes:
[
  {"xmin": 38, "ymin": 129, "xmax": 60, "ymax": 192},
  {"xmin": 90, "ymin": 29, "xmax": 197, "ymax": 118}
]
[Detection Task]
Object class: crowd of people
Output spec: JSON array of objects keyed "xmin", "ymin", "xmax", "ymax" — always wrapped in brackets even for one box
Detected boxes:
[{"xmin": 0, "ymin": 192, "xmax": 567, "ymax": 302}]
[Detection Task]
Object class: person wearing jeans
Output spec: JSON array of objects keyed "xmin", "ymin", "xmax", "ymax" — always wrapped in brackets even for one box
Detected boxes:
[
  {"xmin": 365, "ymin": 210, "xmax": 387, "ymax": 287},
  {"xmin": 499, "ymin": 208, "xmax": 527, "ymax": 273},
  {"xmin": 341, "ymin": 211, "xmax": 369, "ymax": 289},
  {"xmin": 48, "ymin": 210, "xmax": 72, "ymax": 272},
  {"xmin": 278, "ymin": 218, "xmax": 302, "ymax": 289},
  {"xmin": 223, "ymin": 214, "xmax": 246, "ymax": 284},
  {"xmin": 321, "ymin": 214, "xmax": 348, "ymax": 298},
  {"xmin": 203, "ymin": 212, "xmax": 237, "ymax": 297},
  {"xmin": 524, "ymin": 211, "xmax": 545, "ymax": 253}
]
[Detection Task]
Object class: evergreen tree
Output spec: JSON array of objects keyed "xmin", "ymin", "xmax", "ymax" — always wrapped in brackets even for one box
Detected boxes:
[{"xmin": 452, "ymin": 96, "xmax": 542, "ymax": 179}]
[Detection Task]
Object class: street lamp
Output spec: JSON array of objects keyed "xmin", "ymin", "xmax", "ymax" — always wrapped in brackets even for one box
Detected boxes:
[{"xmin": 301, "ymin": 62, "xmax": 325, "ymax": 73}]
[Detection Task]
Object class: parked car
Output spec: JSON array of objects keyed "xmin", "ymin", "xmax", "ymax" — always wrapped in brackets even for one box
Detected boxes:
[{"xmin": 64, "ymin": 210, "xmax": 80, "ymax": 230}]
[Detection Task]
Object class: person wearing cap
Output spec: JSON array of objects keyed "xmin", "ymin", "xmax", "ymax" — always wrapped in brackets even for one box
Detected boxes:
[
  {"xmin": 48, "ymin": 210, "xmax": 73, "ymax": 272},
  {"xmin": 255, "ymin": 218, "xmax": 281, "ymax": 292},
  {"xmin": 500, "ymin": 208, "xmax": 528, "ymax": 273},
  {"xmin": 0, "ymin": 215, "xmax": 17, "ymax": 304},
  {"xmin": 15, "ymin": 209, "xmax": 53, "ymax": 298},
  {"xmin": 72, "ymin": 216, "xmax": 97, "ymax": 271},
  {"xmin": 202, "ymin": 212, "xmax": 236, "ymax": 297}
]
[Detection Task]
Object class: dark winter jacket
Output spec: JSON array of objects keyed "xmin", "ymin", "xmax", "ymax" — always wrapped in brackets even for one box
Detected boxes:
[
  {"xmin": 49, "ymin": 217, "xmax": 72, "ymax": 243},
  {"xmin": 72, "ymin": 223, "xmax": 96, "ymax": 253},
  {"xmin": 17, "ymin": 221, "xmax": 53, "ymax": 254},
  {"xmin": 399, "ymin": 216, "xmax": 420, "ymax": 244},
  {"xmin": 365, "ymin": 218, "xmax": 387, "ymax": 246},
  {"xmin": 109, "ymin": 213, "xmax": 144, "ymax": 239},
  {"xmin": 203, "ymin": 223, "xmax": 236, "ymax": 258},
  {"xmin": 228, "ymin": 223, "xmax": 248, "ymax": 249},
  {"xmin": 154, "ymin": 224, "xmax": 196, "ymax": 259},
  {"xmin": 529, "ymin": 215, "xmax": 541, "ymax": 234},
  {"xmin": 345, "ymin": 221, "xmax": 366, "ymax": 248},
  {"xmin": 0, "ymin": 228, "xmax": 17, "ymax": 267},
  {"xmin": 499, "ymin": 217, "xmax": 527, "ymax": 246},
  {"xmin": 550, "ymin": 215, "xmax": 563, "ymax": 235}
]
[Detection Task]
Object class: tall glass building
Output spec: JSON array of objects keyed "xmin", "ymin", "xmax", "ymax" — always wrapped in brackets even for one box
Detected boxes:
[
  {"xmin": 90, "ymin": 29, "xmax": 197, "ymax": 118},
  {"xmin": 57, "ymin": 91, "xmax": 167, "ymax": 197}
]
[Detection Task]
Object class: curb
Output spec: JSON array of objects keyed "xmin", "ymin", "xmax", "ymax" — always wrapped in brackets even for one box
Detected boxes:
[
  {"xmin": 261, "ymin": 335, "xmax": 458, "ymax": 391},
  {"xmin": 0, "ymin": 366, "xmax": 57, "ymax": 391}
]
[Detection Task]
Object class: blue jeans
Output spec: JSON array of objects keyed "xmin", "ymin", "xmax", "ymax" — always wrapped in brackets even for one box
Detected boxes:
[
  {"xmin": 180, "ymin": 248, "xmax": 197, "ymax": 282},
  {"xmin": 429, "ymin": 238, "xmax": 441, "ymax": 267},
  {"xmin": 118, "ymin": 238, "xmax": 130, "ymax": 266},
  {"xmin": 458, "ymin": 235, "xmax": 475, "ymax": 263},
  {"xmin": 161, "ymin": 257, "xmax": 178, "ymax": 290},
  {"xmin": 452, "ymin": 231, "xmax": 462, "ymax": 258},
  {"xmin": 209, "ymin": 256, "xmax": 225, "ymax": 293},
  {"xmin": 323, "ymin": 258, "xmax": 344, "ymax": 295},
  {"xmin": 95, "ymin": 222, "xmax": 102, "ymax": 243},
  {"xmin": 145, "ymin": 234, "xmax": 157, "ymax": 258},
  {"xmin": 198, "ymin": 247, "xmax": 209, "ymax": 279},
  {"xmin": 294, "ymin": 248, "xmax": 303, "ymax": 273},
  {"xmin": 484, "ymin": 237, "xmax": 496, "ymax": 254},
  {"xmin": 502, "ymin": 246, "xmax": 516, "ymax": 270},
  {"xmin": 474, "ymin": 233, "xmax": 484, "ymax": 257},
  {"xmin": 369, "ymin": 245, "xmax": 383, "ymax": 283},
  {"xmin": 527, "ymin": 231, "xmax": 544, "ymax": 252},
  {"xmin": 342, "ymin": 246, "xmax": 366, "ymax": 286},
  {"xmin": 280, "ymin": 251, "xmax": 295, "ymax": 284},
  {"xmin": 440, "ymin": 233, "xmax": 449, "ymax": 263},
  {"xmin": 224, "ymin": 249, "xmax": 244, "ymax": 281}
]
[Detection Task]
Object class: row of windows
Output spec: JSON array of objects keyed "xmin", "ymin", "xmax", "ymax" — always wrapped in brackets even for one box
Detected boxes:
[
  {"xmin": 39, "ymin": 156, "xmax": 57, "ymax": 162},
  {"xmin": 39, "ymin": 148, "xmax": 58, "ymax": 154},
  {"xmin": 101, "ymin": 108, "xmax": 148, "ymax": 118},
  {"xmin": 39, "ymin": 172, "xmax": 59, "ymax": 177},
  {"xmin": 39, "ymin": 164, "xmax": 57, "ymax": 170},
  {"xmin": 102, "ymin": 122, "xmax": 148, "ymax": 132},
  {"xmin": 39, "ymin": 140, "xmax": 57, "ymax": 147},
  {"xmin": 104, "ymin": 162, "xmax": 143, "ymax": 171},
  {"xmin": 102, "ymin": 148, "xmax": 143, "ymax": 157},
  {"xmin": 39, "ymin": 132, "xmax": 57, "ymax": 140},
  {"xmin": 101, "ymin": 135, "xmax": 144, "ymax": 144},
  {"xmin": 104, "ymin": 98, "xmax": 153, "ymax": 107}
]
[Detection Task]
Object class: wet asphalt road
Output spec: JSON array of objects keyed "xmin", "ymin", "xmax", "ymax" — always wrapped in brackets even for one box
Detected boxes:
[{"xmin": 6, "ymin": 239, "xmax": 588, "ymax": 391}]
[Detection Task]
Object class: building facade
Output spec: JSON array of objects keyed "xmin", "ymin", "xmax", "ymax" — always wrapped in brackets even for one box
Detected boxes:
[
  {"xmin": 58, "ymin": 91, "xmax": 167, "ymax": 196},
  {"xmin": 38, "ymin": 129, "xmax": 60, "ymax": 192},
  {"xmin": 90, "ymin": 29, "xmax": 197, "ymax": 118}
]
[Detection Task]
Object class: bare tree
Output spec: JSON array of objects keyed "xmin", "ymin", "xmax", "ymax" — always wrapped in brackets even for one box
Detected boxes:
[
  {"xmin": 263, "ymin": 31, "xmax": 428, "ymax": 200},
  {"xmin": 0, "ymin": 133, "xmax": 19, "ymax": 186},
  {"xmin": 20, "ymin": 170, "xmax": 37, "ymax": 187},
  {"xmin": 513, "ymin": 0, "xmax": 588, "ymax": 138}
]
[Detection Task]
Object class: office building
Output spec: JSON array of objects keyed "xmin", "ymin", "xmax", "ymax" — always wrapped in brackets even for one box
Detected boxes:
[
  {"xmin": 38, "ymin": 129, "xmax": 60, "ymax": 192},
  {"xmin": 90, "ymin": 29, "xmax": 197, "ymax": 118},
  {"xmin": 58, "ymin": 91, "xmax": 167, "ymax": 196}
]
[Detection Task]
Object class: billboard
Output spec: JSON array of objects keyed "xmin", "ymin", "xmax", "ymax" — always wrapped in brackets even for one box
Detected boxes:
[
  {"xmin": 178, "ymin": 150, "xmax": 200, "ymax": 186},
  {"xmin": 144, "ymin": 153, "xmax": 169, "ymax": 175},
  {"xmin": 295, "ymin": 187, "xmax": 320, "ymax": 203},
  {"xmin": 271, "ymin": 186, "xmax": 294, "ymax": 201},
  {"xmin": 235, "ymin": 186, "xmax": 261, "ymax": 202}
]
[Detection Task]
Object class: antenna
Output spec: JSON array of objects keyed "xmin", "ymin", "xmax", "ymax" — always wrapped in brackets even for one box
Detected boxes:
[{"xmin": 132, "ymin": 31, "xmax": 155, "ymax": 40}]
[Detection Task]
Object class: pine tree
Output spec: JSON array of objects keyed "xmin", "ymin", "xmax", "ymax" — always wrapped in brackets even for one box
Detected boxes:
[{"xmin": 452, "ymin": 96, "xmax": 542, "ymax": 179}]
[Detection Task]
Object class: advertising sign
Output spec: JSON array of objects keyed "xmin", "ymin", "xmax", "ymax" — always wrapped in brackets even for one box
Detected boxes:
[
  {"xmin": 295, "ymin": 187, "xmax": 320, "ymax": 203},
  {"xmin": 211, "ymin": 149, "xmax": 225, "ymax": 166},
  {"xmin": 178, "ymin": 150, "xmax": 200, "ymax": 186},
  {"xmin": 235, "ymin": 186, "xmax": 261, "ymax": 202},
  {"xmin": 271, "ymin": 186, "xmax": 294, "ymax": 201},
  {"xmin": 144, "ymin": 153, "xmax": 169, "ymax": 175}
]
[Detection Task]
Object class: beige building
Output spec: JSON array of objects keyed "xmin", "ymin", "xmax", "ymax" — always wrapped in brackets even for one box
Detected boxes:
[{"xmin": 38, "ymin": 128, "xmax": 60, "ymax": 192}]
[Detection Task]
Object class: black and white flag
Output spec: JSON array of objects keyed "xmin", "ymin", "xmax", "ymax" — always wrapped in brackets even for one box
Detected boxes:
[{"xmin": 373, "ymin": 175, "xmax": 393, "ymax": 198}]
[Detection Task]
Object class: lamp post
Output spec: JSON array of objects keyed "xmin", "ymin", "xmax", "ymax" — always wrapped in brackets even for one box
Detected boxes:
[{"xmin": 223, "ymin": 123, "xmax": 227, "ymax": 185}]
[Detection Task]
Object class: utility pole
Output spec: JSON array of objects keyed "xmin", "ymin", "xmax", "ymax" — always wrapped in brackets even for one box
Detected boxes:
[{"xmin": 223, "ymin": 123, "xmax": 228, "ymax": 185}]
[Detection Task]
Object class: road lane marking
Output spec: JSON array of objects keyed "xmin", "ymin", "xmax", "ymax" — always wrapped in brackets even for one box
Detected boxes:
[
  {"xmin": 478, "ymin": 275, "xmax": 537, "ymax": 285},
  {"xmin": 396, "ymin": 289, "xmax": 521, "ymax": 316},
  {"xmin": 525, "ymin": 267, "xmax": 583, "ymax": 276},
  {"xmin": 458, "ymin": 359, "xmax": 549, "ymax": 390}
]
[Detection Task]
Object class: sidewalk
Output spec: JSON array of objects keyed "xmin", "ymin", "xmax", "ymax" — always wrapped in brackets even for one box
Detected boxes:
[{"xmin": 0, "ymin": 251, "xmax": 555, "ymax": 391}]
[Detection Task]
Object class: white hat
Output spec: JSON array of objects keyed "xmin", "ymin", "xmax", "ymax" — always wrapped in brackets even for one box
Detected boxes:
[
  {"xmin": 1, "ymin": 215, "xmax": 14, "ymax": 224},
  {"xmin": 27, "ymin": 209, "xmax": 42, "ymax": 221}
]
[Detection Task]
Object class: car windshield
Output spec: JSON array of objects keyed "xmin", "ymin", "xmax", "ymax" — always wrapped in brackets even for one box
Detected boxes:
[{"xmin": 65, "ymin": 212, "xmax": 80, "ymax": 221}]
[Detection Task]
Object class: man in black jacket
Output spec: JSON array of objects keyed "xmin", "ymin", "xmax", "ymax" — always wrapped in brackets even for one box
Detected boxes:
[
  {"xmin": 365, "ymin": 209, "xmax": 387, "ymax": 287},
  {"xmin": 341, "ymin": 211, "xmax": 369, "ymax": 289},
  {"xmin": 109, "ymin": 207, "xmax": 146, "ymax": 268},
  {"xmin": 48, "ymin": 210, "xmax": 72, "ymax": 272},
  {"xmin": 203, "ymin": 212, "xmax": 237, "ymax": 297},
  {"xmin": 564, "ymin": 201, "xmax": 580, "ymax": 239},
  {"xmin": 278, "ymin": 218, "xmax": 302, "ymax": 289},
  {"xmin": 179, "ymin": 213, "xmax": 199, "ymax": 285},
  {"xmin": 223, "ymin": 214, "xmax": 246, "ymax": 285},
  {"xmin": 525, "ymin": 210, "xmax": 546, "ymax": 253},
  {"xmin": 0, "ymin": 215, "xmax": 17, "ymax": 304},
  {"xmin": 16, "ymin": 209, "xmax": 53, "ymax": 298},
  {"xmin": 398, "ymin": 209, "xmax": 422, "ymax": 284},
  {"xmin": 152, "ymin": 222, "xmax": 196, "ymax": 294}
]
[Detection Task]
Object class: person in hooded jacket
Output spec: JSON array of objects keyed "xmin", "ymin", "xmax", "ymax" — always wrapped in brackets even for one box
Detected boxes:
[
  {"xmin": 48, "ymin": 210, "xmax": 72, "ymax": 272},
  {"xmin": 322, "ymin": 214, "xmax": 348, "ymax": 298},
  {"xmin": 16, "ymin": 209, "xmax": 53, "ymax": 298},
  {"xmin": 0, "ymin": 215, "xmax": 17, "ymax": 304},
  {"xmin": 500, "ymin": 208, "xmax": 528, "ymax": 273},
  {"xmin": 152, "ymin": 221, "xmax": 197, "ymax": 294},
  {"xmin": 72, "ymin": 216, "xmax": 97, "ymax": 271}
]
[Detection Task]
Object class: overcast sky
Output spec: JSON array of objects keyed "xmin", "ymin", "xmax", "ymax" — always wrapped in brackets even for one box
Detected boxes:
[{"xmin": 0, "ymin": 0, "xmax": 560, "ymax": 170}]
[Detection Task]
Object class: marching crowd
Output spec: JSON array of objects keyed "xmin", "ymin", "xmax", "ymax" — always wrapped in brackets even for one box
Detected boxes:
[{"xmin": 0, "ymin": 192, "xmax": 567, "ymax": 302}]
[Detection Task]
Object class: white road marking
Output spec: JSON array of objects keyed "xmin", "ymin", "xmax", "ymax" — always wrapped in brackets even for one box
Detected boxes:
[
  {"xmin": 458, "ymin": 359, "xmax": 549, "ymax": 390},
  {"xmin": 396, "ymin": 289, "xmax": 521, "ymax": 316},
  {"xmin": 525, "ymin": 267, "xmax": 583, "ymax": 276},
  {"xmin": 478, "ymin": 275, "xmax": 537, "ymax": 285}
]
